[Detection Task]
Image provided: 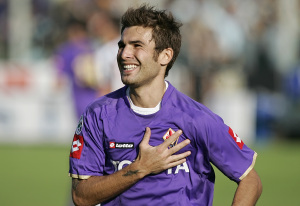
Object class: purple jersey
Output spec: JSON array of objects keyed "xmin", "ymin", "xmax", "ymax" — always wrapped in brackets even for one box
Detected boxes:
[
  {"xmin": 55, "ymin": 39, "xmax": 98, "ymax": 118},
  {"xmin": 69, "ymin": 82, "xmax": 257, "ymax": 206}
]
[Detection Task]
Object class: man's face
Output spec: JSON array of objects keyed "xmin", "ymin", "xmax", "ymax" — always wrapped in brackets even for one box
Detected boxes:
[{"xmin": 117, "ymin": 26, "xmax": 164, "ymax": 87}]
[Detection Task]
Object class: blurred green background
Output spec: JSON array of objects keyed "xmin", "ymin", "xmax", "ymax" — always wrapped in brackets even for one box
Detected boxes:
[{"xmin": 1, "ymin": 140, "xmax": 299, "ymax": 206}]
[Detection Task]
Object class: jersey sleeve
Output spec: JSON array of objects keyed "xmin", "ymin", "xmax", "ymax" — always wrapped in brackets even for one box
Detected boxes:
[
  {"xmin": 69, "ymin": 108, "xmax": 106, "ymax": 179},
  {"xmin": 204, "ymin": 114, "xmax": 257, "ymax": 183}
]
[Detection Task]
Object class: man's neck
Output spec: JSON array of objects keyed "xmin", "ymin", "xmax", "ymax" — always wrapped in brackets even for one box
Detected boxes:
[{"xmin": 129, "ymin": 81, "xmax": 167, "ymax": 108}]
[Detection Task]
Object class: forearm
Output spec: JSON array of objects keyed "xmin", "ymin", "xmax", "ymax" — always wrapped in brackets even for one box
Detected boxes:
[
  {"xmin": 71, "ymin": 128, "xmax": 190, "ymax": 206},
  {"xmin": 72, "ymin": 162, "xmax": 146, "ymax": 206},
  {"xmin": 232, "ymin": 169, "xmax": 262, "ymax": 206}
]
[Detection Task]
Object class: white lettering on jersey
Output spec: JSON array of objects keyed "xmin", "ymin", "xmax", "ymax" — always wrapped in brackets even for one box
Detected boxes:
[
  {"xmin": 111, "ymin": 160, "xmax": 119, "ymax": 171},
  {"xmin": 175, "ymin": 162, "xmax": 190, "ymax": 174},
  {"xmin": 118, "ymin": 160, "xmax": 132, "ymax": 170},
  {"xmin": 111, "ymin": 160, "xmax": 132, "ymax": 172},
  {"xmin": 112, "ymin": 160, "xmax": 190, "ymax": 174},
  {"xmin": 167, "ymin": 162, "xmax": 190, "ymax": 174}
]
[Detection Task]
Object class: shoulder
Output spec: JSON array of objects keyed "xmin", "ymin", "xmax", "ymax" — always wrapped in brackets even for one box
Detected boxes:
[
  {"xmin": 85, "ymin": 86, "xmax": 128, "ymax": 117},
  {"xmin": 165, "ymin": 85, "xmax": 227, "ymax": 146},
  {"xmin": 167, "ymin": 85, "xmax": 221, "ymax": 123}
]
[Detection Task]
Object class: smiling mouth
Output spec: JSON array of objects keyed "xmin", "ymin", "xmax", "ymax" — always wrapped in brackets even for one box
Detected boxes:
[{"xmin": 123, "ymin": 64, "xmax": 138, "ymax": 71}]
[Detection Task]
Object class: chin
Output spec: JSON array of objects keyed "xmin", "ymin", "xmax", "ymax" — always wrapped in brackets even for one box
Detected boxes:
[
  {"xmin": 121, "ymin": 78, "xmax": 134, "ymax": 86},
  {"xmin": 122, "ymin": 80, "xmax": 140, "ymax": 88}
]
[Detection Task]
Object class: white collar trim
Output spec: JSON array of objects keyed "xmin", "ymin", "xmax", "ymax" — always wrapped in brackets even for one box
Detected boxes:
[{"xmin": 126, "ymin": 81, "xmax": 168, "ymax": 115}]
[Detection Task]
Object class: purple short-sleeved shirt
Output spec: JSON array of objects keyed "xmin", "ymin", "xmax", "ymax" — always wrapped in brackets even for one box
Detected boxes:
[{"xmin": 69, "ymin": 82, "xmax": 257, "ymax": 206}]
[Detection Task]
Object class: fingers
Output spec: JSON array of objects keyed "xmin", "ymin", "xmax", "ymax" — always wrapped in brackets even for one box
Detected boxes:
[
  {"xmin": 169, "ymin": 151, "xmax": 191, "ymax": 163},
  {"xmin": 140, "ymin": 127, "xmax": 151, "ymax": 146},
  {"xmin": 169, "ymin": 138, "xmax": 190, "ymax": 154},
  {"xmin": 165, "ymin": 151, "xmax": 191, "ymax": 169},
  {"xmin": 137, "ymin": 128, "xmax": 191, "ymax": 175},
  {"xmin": 141, "ymin": 127, "xmax": 191, "ymax": 154},
  {"xmin": 161, "ymin": 129, "xmax": 190, "ymax": 152},
  {"xmin": 161, "ymin": 129, "xmax": 183, "ymax": 147}
]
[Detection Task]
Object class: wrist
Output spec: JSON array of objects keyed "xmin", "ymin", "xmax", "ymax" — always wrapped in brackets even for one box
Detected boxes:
[{"xmin": 124, "ymin": 160, "xmax": 148, "ymax": 179}]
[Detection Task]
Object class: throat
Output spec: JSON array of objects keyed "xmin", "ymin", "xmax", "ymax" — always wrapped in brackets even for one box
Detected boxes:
[
  {"xmin": 126, "ymin": 88, "xmax": 161, "ymax": 115},
  {"xmin": 126, "ymin": 81, "xmax": 168, "ymax": 115}
]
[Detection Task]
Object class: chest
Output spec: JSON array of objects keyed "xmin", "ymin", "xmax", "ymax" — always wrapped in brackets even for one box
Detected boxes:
[{"xmin": 102, "ymin": 108, "xmax": 193, "ymax": 161}]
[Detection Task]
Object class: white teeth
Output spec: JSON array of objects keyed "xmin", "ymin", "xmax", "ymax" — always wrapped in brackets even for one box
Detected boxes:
[{"xmin": 123, "ymin": 65, "xmax": 137, "ymax": 70}]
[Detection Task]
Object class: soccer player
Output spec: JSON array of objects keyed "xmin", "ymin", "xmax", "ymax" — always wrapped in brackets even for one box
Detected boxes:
[
  {"xmin": 54, "ymin": 18, "xmax": 99, "ymax": 118},
  {"xmin": 69, "ymin": 5, "xmax": 262, "ymax": 206}
]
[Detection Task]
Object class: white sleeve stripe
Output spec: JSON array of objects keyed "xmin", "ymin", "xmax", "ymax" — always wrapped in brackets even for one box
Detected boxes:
[
  {"xmin": 239, "ymin": 152, "xmax": 258, "ymax": 180},
  {"xmin": 69, "ymin": 173, "xmax": 91, "ymax": 180}
]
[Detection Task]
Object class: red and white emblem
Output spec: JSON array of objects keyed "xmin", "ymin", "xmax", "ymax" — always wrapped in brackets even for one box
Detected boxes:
[
  {"xmin": 109, "ymin": 142, "xmax": 116, "ymax": 148},
  {"xmin": 70, "ymin": 134, "xmax": 84, "ymax": 159},
  {"xmin": 228, "ymin": 127, "xmax": 244, "ymax": 150},
  {"xmin": 163, "ymin": 128, "xmax": 179, "ymax": 148}
]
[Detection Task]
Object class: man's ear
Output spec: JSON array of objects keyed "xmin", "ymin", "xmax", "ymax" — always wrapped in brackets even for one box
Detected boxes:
[{"xmin": 159, "ymin": 48, "xmax": 173, "ymax": 66}]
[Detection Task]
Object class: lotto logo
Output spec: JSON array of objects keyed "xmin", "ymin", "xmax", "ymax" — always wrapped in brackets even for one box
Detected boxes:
[
  {"xmin": 109, "ymin": 142, "xmax": 115, "ymax": 148},
  {"xmin": 109, "ymin": 142, "xmax": 134, "ymax": 149},
  {"xmin": 228, "ymin": 127, "xmax": 244, "ymax": 150},
  {"xmin": 70, "ymin": 134, "xmax": 84, "ymax": 159},
  {"xmin": 72, "ymin": 139, "xmax": 82, "ymax": 152}
]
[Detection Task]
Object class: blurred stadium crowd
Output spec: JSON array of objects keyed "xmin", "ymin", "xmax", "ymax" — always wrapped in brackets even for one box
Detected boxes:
[{"xmin": 0, "ymin": 0, "xmax": 300, "ymax": 144}]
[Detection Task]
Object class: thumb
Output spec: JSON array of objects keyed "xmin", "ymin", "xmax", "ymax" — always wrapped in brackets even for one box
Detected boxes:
[{"xmin": 140, "ymin": 127, "xmax": 151, "ymax": 146}]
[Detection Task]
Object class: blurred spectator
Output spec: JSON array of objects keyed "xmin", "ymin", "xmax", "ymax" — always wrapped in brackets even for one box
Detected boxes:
[
  {"xmin": 53, "ymin": 17, "xmax": 99, "ymax": 118},
  {"xmin": 280, "ymin": 64, "xmax": 300, "ymax": 139},
  {"xmin": 87, "ymin": 9, "xmax": 124, "ymax": 94},
  {"xmin": 284, "ymin": 64, "xmax": 300, "ymax": 103}
]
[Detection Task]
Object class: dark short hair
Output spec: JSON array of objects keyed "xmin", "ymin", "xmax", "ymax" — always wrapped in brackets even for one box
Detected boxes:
[{"xmin": 121, "ymin": 5, "xmax": 182, "ymax": 77}]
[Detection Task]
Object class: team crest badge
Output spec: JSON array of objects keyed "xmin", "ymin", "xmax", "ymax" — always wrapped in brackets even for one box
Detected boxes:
[
  {"xmin": 75, "ymin": 116, "xmax": 83, "ymax": 135},
  {"xmin": 163, "ymin": 128, "xmax": 179, "ymax": 149}
]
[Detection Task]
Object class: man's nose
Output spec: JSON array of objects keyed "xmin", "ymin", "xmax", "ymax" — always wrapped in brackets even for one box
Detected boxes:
[{"xmin": 120, "ymin": 45, "xmax": 133, "ymax": 59}]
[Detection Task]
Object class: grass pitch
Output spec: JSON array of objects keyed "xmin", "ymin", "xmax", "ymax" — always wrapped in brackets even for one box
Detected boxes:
[
  {"xmin": 0, "ymin": 145, "xmax": 71, "ymax": 206},
  {"xmin": 0, "ymin": 140, "xmax": 299, "ymax": 206},
  {"xmin": 213, "ymin": 140, "xmax": 300, "ymax": 206}
]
